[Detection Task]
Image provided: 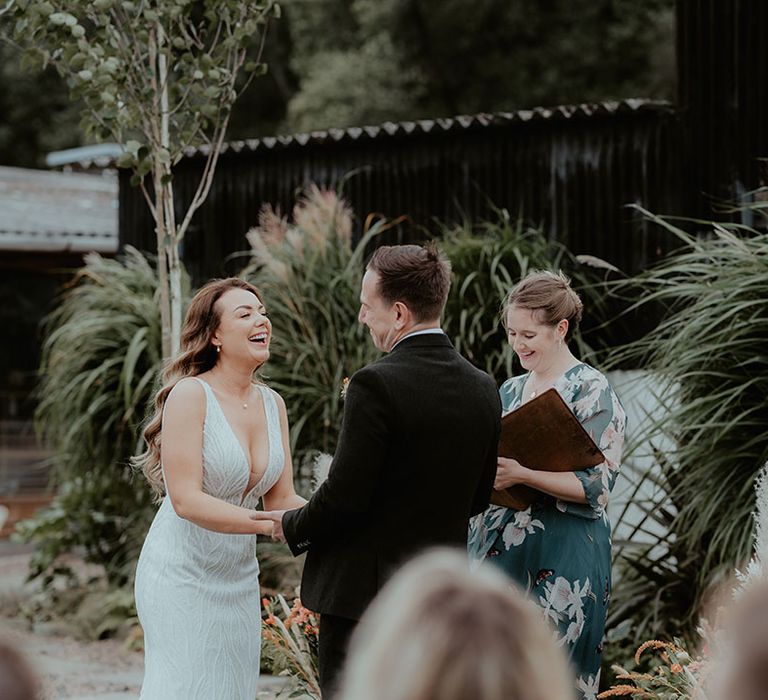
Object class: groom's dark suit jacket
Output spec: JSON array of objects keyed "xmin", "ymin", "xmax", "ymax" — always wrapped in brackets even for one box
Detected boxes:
[{"xmin": 283, "ymin": 332, "xmax": 501, "ymax": 620}]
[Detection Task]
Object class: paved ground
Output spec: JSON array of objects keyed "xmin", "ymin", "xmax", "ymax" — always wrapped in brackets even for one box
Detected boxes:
[{"xmin": 0, "ymin": 543, "xmax": 289, "ymax": 699}]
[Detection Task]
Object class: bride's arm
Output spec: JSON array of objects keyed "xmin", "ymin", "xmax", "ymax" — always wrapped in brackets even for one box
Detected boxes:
[
  {"xmin": 262, "ymin": 391, "xmax": 307, "ymax": 512},
  {"xmin": 161, "ymin": 379, "xmax": 272, "ymax": 535}
]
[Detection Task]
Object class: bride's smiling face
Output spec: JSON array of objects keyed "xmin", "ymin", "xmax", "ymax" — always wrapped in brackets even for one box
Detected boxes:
[{"xmin": 212, "ymin": 288, "xmax": 271, "ymax": 367}]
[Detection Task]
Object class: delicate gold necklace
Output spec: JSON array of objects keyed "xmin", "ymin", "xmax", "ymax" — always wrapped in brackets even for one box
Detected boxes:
[
  {"xmin": 528, "ymin": 359, "xmax": 578, "ymax": 399},
  {"xmin": 527, "ymin": 375, "xmax": 552, "ymax": 399},
  {"xmin": 237, "ymin": 386, "xmax": 251, "ymax": 410},
  {"xmin": 210, "ymin": 373, "xmax": 251, "ymax": 409}
]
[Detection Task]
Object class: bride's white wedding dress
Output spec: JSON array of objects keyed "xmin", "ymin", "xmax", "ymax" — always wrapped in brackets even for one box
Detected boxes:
[{"xmin": 135, "ymin": 378, "xmax": 284, "ymax": 700}]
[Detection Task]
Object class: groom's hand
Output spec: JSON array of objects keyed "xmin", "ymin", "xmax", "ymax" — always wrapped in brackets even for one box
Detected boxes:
[{"xmin": 251, "ymin": 510, "xmax": 287, "ymax": 543}]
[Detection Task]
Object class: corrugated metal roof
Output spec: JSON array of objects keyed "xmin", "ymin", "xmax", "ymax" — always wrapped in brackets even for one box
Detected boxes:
[
  {"xmin": 54, "ymin": 99, "xmax": 674, "ymax": 168},
  {"xmin": 46, "ymin": 143, "xmax": 123, "ymax": 169},
  {"xmin": 185, "ymin": 98, "xmax": 673, "ymax": 158},
  {"xmin": 0, "ymin": 166, "xmax": 118, "ymax": 253}
]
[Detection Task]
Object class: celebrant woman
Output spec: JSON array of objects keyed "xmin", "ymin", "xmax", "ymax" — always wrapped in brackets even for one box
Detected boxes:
[{"xmin": 468, "ymin": 270, "xmax": 626, "ymax": 699}]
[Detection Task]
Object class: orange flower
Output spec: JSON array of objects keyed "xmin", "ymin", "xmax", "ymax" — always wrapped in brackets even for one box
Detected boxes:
[
  {"xmin": 670, "ymin": 663, "xmax": 683, "ymax": 673},
  {"xmin": 634, "ymin": 639, "xmax": 682, "ymax": 665},
  {"xmin": 597, "ymin": 685, "xmax": 652, "ymax": 698}
]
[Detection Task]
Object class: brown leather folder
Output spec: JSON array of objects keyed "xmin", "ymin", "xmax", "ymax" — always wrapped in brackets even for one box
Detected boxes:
[{"xmin": 489, "ymin": 388, "xmax": 604, "ymax": 510}]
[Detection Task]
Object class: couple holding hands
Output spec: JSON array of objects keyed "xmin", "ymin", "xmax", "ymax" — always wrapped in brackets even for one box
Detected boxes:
[{"xmin": 133, "ymin": 243, "xmax": 625, "ymax": 700}]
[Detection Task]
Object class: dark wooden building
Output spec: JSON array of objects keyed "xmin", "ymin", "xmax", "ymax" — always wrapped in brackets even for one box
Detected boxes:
[
  {"xmin": 0, "ymin": 165, "xmax": 118, "ymax": 534},
  {"xmin": 119, "ymin": 0, "xmax": 768, "ymax": 283}
]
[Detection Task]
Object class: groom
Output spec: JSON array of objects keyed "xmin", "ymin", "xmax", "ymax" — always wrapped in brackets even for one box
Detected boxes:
[{"xmin": 253, "ymin": 243, "xmax": 501, "ymax": 697}]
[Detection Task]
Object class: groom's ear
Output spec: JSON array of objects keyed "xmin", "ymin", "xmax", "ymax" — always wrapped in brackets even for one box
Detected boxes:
[{"xmin": 393, "ymin": 301, "xmax": 410, "ymax": 329}]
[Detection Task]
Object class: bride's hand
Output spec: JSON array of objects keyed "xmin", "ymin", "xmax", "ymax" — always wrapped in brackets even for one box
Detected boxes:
[
  {"xmin": 251, "ymin": 510, "xmax": 286, "ymax": 542},
  {"xmin": 494, "ymin": 457, "xmax": 529, "ymax": 490}
]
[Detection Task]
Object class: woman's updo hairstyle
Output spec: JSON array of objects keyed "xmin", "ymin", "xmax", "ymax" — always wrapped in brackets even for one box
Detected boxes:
[{"xmin": 505, "ymin": 270, "xmax": 583, "ymax": 341}]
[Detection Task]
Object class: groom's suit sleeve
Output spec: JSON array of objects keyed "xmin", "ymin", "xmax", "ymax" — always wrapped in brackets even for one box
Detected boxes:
[
  {"xmin": 470, "ymin": 383, "xmax": 501, "ymax": 517},
  {"xmin": 470, "ymin": 430, "xmax": 500, "ymax": 517},
  {"xmin": 282, "ymin": 366, "xmax": 391, "ymax": 556}
]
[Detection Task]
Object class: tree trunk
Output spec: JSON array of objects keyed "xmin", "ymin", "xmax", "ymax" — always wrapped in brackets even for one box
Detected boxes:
[
  {"xmin": 157, "ymin": 21, "xmax": 182, "ymax": 357},
  {"xmin": 168, "ymin": 242, "xmax": 183, "ymax": 357},
  {"xmin": 154, "ymin": 185, "xmax": 172, "ymax": 361}
]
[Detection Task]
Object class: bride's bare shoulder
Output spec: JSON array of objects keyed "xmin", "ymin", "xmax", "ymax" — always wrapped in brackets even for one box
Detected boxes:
[{"xmin": 164, "ymin": 377, "xmax": 206, "ymax": 416}]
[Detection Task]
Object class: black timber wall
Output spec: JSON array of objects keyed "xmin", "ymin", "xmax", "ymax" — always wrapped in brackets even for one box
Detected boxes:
[{"xmin": 120, "ymin": 104, "xmax": 683, "ymax": 284}]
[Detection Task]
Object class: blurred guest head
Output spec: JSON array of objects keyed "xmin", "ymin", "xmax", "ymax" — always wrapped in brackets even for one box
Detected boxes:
[
  {"xmin": 0, "ymin": 641, "xmax": 39, "ymax": 700},
  {"xmin": 707, "ymin": 580, "xmax": 768, "ymax": 700},
  {"xmin": 337, "ymin": 549, "xmax": 574, "ymax": 700}
]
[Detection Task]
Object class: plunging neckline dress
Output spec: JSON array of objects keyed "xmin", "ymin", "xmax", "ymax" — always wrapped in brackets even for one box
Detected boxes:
[{"xmin": 134, "ymin": 378, "xmax": 285, "ymax": 700}]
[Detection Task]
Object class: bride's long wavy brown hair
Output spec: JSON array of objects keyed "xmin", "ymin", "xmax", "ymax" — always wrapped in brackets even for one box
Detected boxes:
[{"xmin": 133, "ymin": 278, "xmax": 262, "ymax": 498}]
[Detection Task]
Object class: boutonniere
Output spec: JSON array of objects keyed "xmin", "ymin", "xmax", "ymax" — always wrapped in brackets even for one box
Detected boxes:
[{"xmin": 340, "ymin": 376, "xmax": 350, "ymax": 399}]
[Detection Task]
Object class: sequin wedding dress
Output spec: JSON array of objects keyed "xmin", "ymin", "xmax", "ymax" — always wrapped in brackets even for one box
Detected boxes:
[{"xmin": 135, "ymin": 378, "xmax": 284, "ymax": 700}]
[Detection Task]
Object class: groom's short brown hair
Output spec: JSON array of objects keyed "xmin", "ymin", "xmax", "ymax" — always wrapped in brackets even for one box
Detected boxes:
[{"xmin": 367, "ymin": 243, "xmax": 451, "ymax": 322}]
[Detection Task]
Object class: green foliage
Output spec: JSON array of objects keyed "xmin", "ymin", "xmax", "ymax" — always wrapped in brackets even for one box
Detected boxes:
[
  {"xmin": 15, "ymin": 572, "xmax": 141, "ymax": 643},
  {"xmin": 244, "ymin": 192, "xmax": 619, "ymax": 484},
  {"xmin": 1, "ymin": 0, "xmax": 675, "ymax": 165},
  {"xmin": 602, "ymin": 638, "xmax": 702, "ymax": 699},
  {"xmin": 71, "ymin": 583, "xmax": 140, "ymax": 642},
  {"xmin": 242, "ymin": 186, "xmax": 384, "ymax": 480},
  {"xmin": 7, "ymin": 0, "xmax": 279, "ymax": 163},
  {"xmin": 18, "ymin": 248, "xmax": 184, "ymax": 585},
  {"xmin": 286, "ymin": 32, "xmax": 427, "ymax": 133},
  {"xmin": 5, "ymin": 0, "xmax": 281, "ymax": 357},
  {"xmin": 0, "ymin": 41, "xmax": 82, "ymax": 167},
  {"xmin": 606, "ymin": 207, "xmax": 768, "ymax": 651},
  {"xmin": 257, "ymin": 541, "xmax": 304, "ymax": 598},
  {"xmin": 262, "ymin": 595, "xmax": 320, "ymax": 699},
  {"xmin": 440, "ymin": 210, "xmax": 619, "ymax": 383},
  {"xmin": 284, "ymin": 0, "xmax": 675, "ymax": 130}
]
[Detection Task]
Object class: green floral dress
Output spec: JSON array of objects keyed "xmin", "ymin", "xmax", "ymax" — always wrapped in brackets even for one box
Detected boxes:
[{"xmin": 468, "ymin": 363, "xmax": 626, "ymax": 700}]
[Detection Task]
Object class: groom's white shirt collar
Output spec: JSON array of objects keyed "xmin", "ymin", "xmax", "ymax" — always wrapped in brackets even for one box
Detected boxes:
[{"xmin": 391, "ymin": 327, "xmax": 445, "ymax": 350}]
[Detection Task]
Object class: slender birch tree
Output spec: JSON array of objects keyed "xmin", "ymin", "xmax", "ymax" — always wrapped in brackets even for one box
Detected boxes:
[{"xmin": 3, "ymin": 0, "xmax": 280, "ymax": 357}]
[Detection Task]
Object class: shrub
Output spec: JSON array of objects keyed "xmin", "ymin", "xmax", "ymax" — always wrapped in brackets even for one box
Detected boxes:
[
  {"xmin": 261, "ymin": 595, "xmax": 320, "ymax": 699},
  {"xmin": 440, "ymin": 210, "xmax": 620, "ymax": 382},
  {"xmin": 606, "ymin": 207, "xmax": 768, "ymax": 653},
  {"xmin": 18, "ymin": 248, "xmax": 181, "ymax": 586},
  {"xmin": 242, "ymin": 185, "xmax": 385, "ymax": 483},
  {"xmin": 245, "ymin": 195, "xmax": 620, "ymax": 484}
]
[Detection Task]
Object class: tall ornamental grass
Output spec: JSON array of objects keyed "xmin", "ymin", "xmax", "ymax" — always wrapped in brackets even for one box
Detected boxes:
[
  {"xmin": 19, "ymin": 248, "xmax": 183, "ymax": 585},
  {"xmin": 23, "ymin": 186, "xmax": 623, "ymax": 597},
  {"xmin": 440, "ymin": 210, "xmax": 620, "ymax": 382},
  {"xmin": 245, "ymin": 195, "xmax": 620, "ymax": 485},
  {"xmin": 606, "ymin": 207, "xmax": 768, "ymax": 648},
  {"xmin": 242, "ymin": 185, "xmax": 385, "ymax": 485}
]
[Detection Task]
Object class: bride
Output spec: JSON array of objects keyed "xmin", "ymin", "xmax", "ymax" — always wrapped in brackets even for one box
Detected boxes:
[{"xmin": 133, "ymin": 278, "xmax": 306, "ymax": 700}]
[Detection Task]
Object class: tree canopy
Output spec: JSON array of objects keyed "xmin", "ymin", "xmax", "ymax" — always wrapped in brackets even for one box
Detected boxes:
[
  {"xmin": 0, "ymin": 0, "xmax": 675, "ymax": 167},
  {"xmin": 4, "ymin": 0, "xmax": 279, "ymax": 356}
]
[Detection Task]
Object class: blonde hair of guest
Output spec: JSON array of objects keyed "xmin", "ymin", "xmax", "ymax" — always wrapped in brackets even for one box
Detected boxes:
[
  {"xmin": 336, "ymin": 549, "xmax": 574, "ymax": 700},
  {"xmin": 704, "ymin": 578, "xmax": 768, "ymax": 700}
]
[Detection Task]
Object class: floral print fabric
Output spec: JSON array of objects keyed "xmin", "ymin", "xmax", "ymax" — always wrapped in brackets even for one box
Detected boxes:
[{"xmin": 468, "ymin": 363, "xmax": 626, "ymax": 699}]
